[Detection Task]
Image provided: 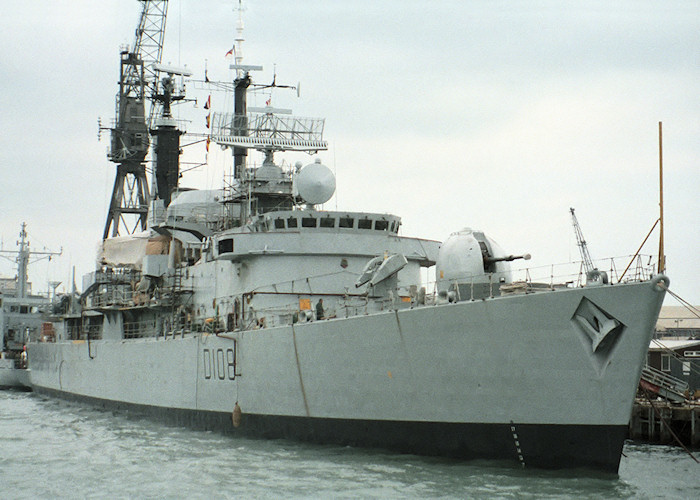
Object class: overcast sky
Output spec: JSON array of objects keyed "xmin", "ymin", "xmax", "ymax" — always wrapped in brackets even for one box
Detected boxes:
[{"xmin": 1, "ymin": 0, "xmax": 698, "ymax": 305}]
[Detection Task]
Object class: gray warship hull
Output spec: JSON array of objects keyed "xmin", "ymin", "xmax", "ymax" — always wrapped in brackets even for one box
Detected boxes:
[
  {"xmin": 28, "ymin": 277, "xmax": 665, "ymax": 472},
  {"xmin": 0, "ymin": 360, "xmax": 30, "ymax": 389}
]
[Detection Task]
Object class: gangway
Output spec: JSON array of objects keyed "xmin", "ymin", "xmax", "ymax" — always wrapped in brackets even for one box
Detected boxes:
[{"xmin": 639, "ymin": 364, "xmax": 689, "ymax": 403}]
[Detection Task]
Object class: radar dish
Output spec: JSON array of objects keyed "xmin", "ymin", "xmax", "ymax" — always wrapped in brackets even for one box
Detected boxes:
[{"xmin": 296, "ymin": 159, "xmax": 335, "ymax": 205}]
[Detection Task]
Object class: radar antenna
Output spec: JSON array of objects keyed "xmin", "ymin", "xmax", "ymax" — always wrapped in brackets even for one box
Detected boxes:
[{"xmin": 206, "ymin": 1, "xmax": 328, "ymax": 225}]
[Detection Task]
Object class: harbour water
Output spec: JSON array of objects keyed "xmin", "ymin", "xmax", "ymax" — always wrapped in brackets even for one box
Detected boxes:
[{"xmin": 1, "ymin": 391, "xmax": 697, "ymax": 499}]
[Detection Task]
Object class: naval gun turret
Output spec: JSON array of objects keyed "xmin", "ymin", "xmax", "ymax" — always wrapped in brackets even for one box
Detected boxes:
[{"xmin": 436, "ymin": 228, "xmax": 530, "ymax": 301}]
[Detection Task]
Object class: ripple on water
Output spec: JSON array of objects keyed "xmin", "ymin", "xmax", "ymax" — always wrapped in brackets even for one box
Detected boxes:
[{"xmin": 1, "ymin": 392, "xmax": 698, "ymax": 499}]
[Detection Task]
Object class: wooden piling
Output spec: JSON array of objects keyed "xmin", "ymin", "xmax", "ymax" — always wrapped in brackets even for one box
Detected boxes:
[{"xmin": 629, "ymin": 399, "xmax": 700, "ymax": 449}]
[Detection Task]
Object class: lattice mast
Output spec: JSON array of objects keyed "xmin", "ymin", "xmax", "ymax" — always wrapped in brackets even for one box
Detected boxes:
[
  {"xmin": 103, "ymin": 0, "xmax": 168, "ymax": 239},
  {"xmin": 570, "ymin": 207, "xmax": 595, "ymax": 273},
  {"xmin": 0, "ymin": 223, "xmax": 62, "ymax": 299}
]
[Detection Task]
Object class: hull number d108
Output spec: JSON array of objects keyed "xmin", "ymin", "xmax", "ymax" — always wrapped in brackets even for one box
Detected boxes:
[{"xmin": 203, "ymin": 347, "xmax": 236, "ymax": 380}]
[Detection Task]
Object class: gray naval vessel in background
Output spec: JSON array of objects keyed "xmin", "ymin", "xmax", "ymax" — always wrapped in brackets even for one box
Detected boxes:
[
  {"xmin": 27, "ymin": 1, "xmax": 668, "ymax": 473},
  {"xmin": 1, "ymin": 223, "xmax": 60, "ymax": 389}
]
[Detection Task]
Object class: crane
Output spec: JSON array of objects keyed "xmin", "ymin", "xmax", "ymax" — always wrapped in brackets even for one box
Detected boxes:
[
  {"xmin": 569, "ymin": 207, "xmax": 595, "ymax": 274},
  {"xmin": 102, "ymin": 0, "xmax": 169, "ymax": 239}
]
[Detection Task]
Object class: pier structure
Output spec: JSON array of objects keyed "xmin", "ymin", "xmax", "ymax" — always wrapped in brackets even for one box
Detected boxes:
[{"xmin": 629, "ymin": 400, "xmax": 700, "ymax": 448}]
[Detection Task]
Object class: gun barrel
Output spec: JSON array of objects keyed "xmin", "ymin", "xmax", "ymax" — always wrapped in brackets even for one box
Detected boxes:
[{"xmin": 484, "ymin": 253, "xmax": 531, "ymax": 264}]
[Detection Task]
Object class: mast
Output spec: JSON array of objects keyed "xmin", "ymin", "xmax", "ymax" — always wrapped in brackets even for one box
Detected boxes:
[
  {"xmin": 16, "ymin": 224, "xmax": 29, "ymax": 299},
  {"xmin": 234, "ymin": 0, "xmax": 245, "ymax": 77},
  {"xmin": 151, "ymin": 67, "xmax": 189, "ymax": 207},
  {"xmin": 207, "ymin": 1, "xmax": 327, "ymax": 225},
  {"xmin": 233, "ymin": 73, "xmax": 251, "ymax": 181},
  {"xmin": 658, "ymin": 121, "xmax": 665, "ymax": 274},
  {"xmin": 230, "ymin": 0, "xmax": 254, "ymax": 182},
  {"xmin": 0, "ymin": 223, "xmax": 62, "ymax": 299}
]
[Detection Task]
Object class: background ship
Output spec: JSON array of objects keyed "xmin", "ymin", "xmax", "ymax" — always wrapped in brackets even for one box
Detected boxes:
[
  {"xmin": 0, "ymin": 224, "xmax": 61, "ymax": 389},
  {"xmin": 24, "ymin": 1, "xmax": 669, "ymax": 473}
]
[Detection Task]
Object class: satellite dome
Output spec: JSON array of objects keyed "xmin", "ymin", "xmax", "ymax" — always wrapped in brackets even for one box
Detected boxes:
[{"xmin": 296, "ymin": 158, "xmax": 335, "ymax": 205}]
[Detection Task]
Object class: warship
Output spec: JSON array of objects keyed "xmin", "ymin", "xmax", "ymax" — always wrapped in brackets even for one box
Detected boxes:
[
  {"xmin": 1, "ymin": 223, "xmax": 60, "ymax": 389},
  {"xmin": 27, "ymin": 1, "xmax": 668, "ymax": 472}
]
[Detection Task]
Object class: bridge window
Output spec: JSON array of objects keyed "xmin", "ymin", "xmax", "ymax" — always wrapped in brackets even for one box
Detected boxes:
[
  {"xmin": 358, "ymin": 219, "xmax": 372, "ymax": 230},
  {"xmin": 375, "ymin": 220, "xmax": 389, "ymax": 231},
  {"xmin": 274, "ymin": 218, "xmax": 285, "ymax": 229},
  {"xmin": 302, "ymin": 217, "xmax": 317, "ymax": 228},
  {"xmin": 287, "ymin": 217, "xmax": 298, "ymax": 228},
  {"xmin": 339, "ymin": 217, "xmax": 354, "ymax": 228},
  {"xmin": 320, "ymin": 218, "xmax": 336, "ymax": 228}
]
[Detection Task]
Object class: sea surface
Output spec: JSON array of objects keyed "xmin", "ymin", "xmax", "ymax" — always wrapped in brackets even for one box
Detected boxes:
[{"xmin": 1, "ymin": 391, "xmax": 698, "ymax": 499}]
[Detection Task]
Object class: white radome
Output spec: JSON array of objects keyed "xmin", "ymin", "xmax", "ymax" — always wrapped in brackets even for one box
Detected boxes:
[{"xmin": 296, "ymin": 158, "xmax": 336, "ymax": 205}]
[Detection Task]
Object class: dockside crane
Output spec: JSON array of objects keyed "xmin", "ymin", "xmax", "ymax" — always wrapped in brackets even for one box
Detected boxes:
[
  {"xmin": 569, "ymin": 207, "xmax": 609, "ymax": 285},
  {"xmin": 570, "ymin": 207, "xmax": 595, "ymax": 273},
  {"xmin": 102, "ymin": 0, "xmax": 168, "ymax": 239}
]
